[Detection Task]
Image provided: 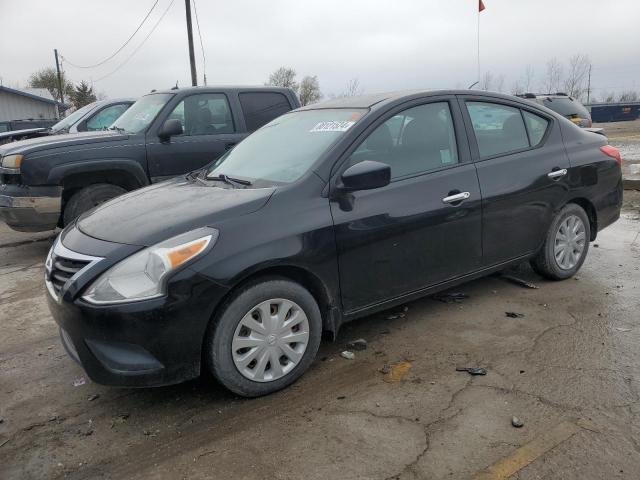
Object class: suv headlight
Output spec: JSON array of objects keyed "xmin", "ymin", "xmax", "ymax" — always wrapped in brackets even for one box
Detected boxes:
[
  {"xmin": 1, "ymin": 154, "xmax": 23, "ymax": 171},
  {"xmin": 83, "ymin": 227, "xmax": 218, "ymax": 304}
]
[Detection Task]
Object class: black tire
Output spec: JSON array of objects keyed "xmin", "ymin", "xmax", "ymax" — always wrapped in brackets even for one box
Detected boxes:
[
  {"xmin": 205, "ymin": 277, "xmax": 322, "ymax": 397},
  {"xmin": 63, "ymin": 184, "xmax": 126, "ymax": 226},
  {"xmin": 530, "ymin": 203, "xmax": 590, "ymax": 280}
]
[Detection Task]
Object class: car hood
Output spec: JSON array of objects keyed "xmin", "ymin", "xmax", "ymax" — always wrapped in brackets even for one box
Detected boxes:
[
  {"xmin": 0, "ymin": 130, "xmax": 128, "ymax": 157},
  {"xmin": 77, "ymin": 177, "xmax": 276, "ymax": 246}
]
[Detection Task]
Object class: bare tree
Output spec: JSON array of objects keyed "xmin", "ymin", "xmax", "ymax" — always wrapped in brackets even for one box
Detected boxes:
[
  {"xmin": 298, "ymin": 75, "xmax": 322, "ymax": 106},
  {"xmin": 479, "ymin": 71, "xmax": 493, "ymax": 91},
  {"xmin": 511, "ymin": 79, "xmax": 524, "ymax": 95},
  {"xmin": 523, "ymin": 65, "xmax": 535, "ymax": 92},
  {"xmin": 494, "ymin": 74, "xmax": 506, "ymax": 93},
  {"xmin": 563, "ymin": 54, "xmax": 591, "ymax": 100},
  {"xmin": 619, "ymin": 90, "xmax": 639, "ymax": 102},
  {"xmin": 600, "ymin": 91, "xmax": 616, "ymax": 103},
  {"xmin": 541, "ymin": 58, "xmax": 563, "ymax": 94},
  {"xmin": 342, "ymin": 78, "xmax": 364, "ymax": 97},
  {"xmin": 266, "ymin": 67, "xmax": 298, "ymax": 92}
]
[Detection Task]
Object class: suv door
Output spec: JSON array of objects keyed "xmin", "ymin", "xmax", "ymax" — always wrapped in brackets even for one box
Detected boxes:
[
  {"xmin": 459, "ymin": 96, "xmax": 571, "ymax": 266},
  {"xmin": 331, "ymin": 98, "xmax": 482, "ymax": 312},
  {"xmin": 146, "ymin": 93, "xmax": 246, "ymax": 181}
]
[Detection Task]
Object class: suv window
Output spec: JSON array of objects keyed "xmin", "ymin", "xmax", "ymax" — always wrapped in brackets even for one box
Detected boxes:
[
  {"xmin": 466, "ymin": 102, "xmax": 529, "ymax": 157},
  {"xmin": 522, "ymin": 111, "xmax": 549, "ymax": 146},
  {"xmin": 167, "ymin": 93, "xmax": 234, "ymax": 136},
  {"xmin": 86, "ymin": 104, "xmax": 130, "ymax": 131},
  {"xmin": 541, "ymin": 97, "xmax": 589, "ymax": 118},
  {"xmin": 349, "ymin": 102, "xmax": 458, "ymax": 179},
  {"xmin": 239, "ymin": 92, "xmax": 292, "ymax": 132}
]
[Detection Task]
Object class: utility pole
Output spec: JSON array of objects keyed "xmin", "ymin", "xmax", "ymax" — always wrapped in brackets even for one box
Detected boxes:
[
  {"xmin": 586, "ymin": 64, "xmax": 592, "ymax": 104},
  {"xmin": 184, "ymin": 0, "xmax": 197, "ymax": 87},
  {"xmin": 54, "ymin": 49, "xmax": 65, "ymax": 117}
]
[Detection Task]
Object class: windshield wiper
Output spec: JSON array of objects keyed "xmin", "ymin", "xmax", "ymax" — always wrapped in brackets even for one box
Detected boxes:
[
  {"xmin": 109, "ymin": 126, "xmax": 126, "ymax": 133},
  {"xmin": 206, "ymin": 173, "xmax": 252, "ymax": 187}
]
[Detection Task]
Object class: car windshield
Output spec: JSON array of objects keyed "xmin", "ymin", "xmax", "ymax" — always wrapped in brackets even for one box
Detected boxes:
[
  {"xmin": 111, "ymin": 93, "xmax": 173, "ymax": 133},
  {"xmin": 50, "ymin": 103, "xmax": 96, "ymax": 132},
  {"xmin": 543, "ymin": 97, "xmax": 589, "ymax": 117},
  {"xmin": 207, "ymin": 109, "xmax": 366, "ymax": 185}
]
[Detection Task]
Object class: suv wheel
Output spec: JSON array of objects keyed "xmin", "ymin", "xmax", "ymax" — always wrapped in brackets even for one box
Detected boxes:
[
  {"xmin": 205, "ymin": 278, "xmax": 322, "ymax": 397},
  {"xmin": 63, "ymin": 184, "xmax": 126, "ymax": 226},
  {"xmin": 531, "ymin": 203, "xmax": 590, "ymax": 280}
]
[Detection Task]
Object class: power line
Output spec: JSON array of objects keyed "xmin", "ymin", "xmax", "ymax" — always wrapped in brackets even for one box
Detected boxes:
[
  {"xmin": 192, "ymin": 0, "xmax": 207, "ymax": 85},
  {"xmin": 93, "ymin": 0, "xmax": 176, "ymax": 83},
  {"xmin": 62, "ymin": 0, "xmax": 160, "ymax": 69}
]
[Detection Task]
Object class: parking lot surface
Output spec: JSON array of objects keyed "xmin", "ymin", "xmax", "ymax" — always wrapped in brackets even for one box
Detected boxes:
[{"xmin": 1, "ymin": 198, "xmax": 639, "ymax": 479}]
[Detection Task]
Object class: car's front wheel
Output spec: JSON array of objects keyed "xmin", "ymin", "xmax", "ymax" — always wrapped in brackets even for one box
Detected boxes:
[
  {"xmin": 205, "ymin": 278, "xmax": 322, "ymax": 397},
  {"xmin": 63, "ymin": 183, "xmax": 126, "ymax": 226},
  {"xmin": 531, "ymin": 203, "xmax": 590, "ymax": 280}
]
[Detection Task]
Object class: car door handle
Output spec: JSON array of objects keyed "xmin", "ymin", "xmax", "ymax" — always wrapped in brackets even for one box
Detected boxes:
[
  {"xmin": 442, "ymin": 191, "xmax": 470, "ymax": 204},
  {"xmin": 547, "ymin": 168, "xmax": 568, "ymax": 179}
]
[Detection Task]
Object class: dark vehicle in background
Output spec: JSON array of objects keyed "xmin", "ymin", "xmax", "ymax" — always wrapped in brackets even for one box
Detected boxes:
[
  {"xmin": 518, "ymin": 93, "xmax": 592, "ymax": 127},
  {"xmin": 0, "ymin": 118, "xmax": 57, "ymax": 133},
  {"xmin": 45, "ymin": 90, "xmax": 622, "ymax": 397},
  {"xmin": 0, "ymin": 86, "xmax": 299, "ymax": 231},
  {"xmin": 0, "ymin": 99, "xmax": 134, "ymax": 145}
]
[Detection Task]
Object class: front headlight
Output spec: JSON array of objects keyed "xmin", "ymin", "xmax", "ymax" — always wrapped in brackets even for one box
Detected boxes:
[
  {"xmin": 83, "ymin": 227, "xmax": 218, "ymax": 304},
  {"xmin": 1, "ymin": 154, "xmax": 23, "ymax": 170}
]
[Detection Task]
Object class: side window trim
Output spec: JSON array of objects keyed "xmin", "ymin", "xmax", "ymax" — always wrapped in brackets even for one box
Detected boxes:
[
  {"xmin": 330, "ymin": 96, "xmax": 470, "ymax": 184},
  {"xmin": 457, "ymin": 95, "xmax": 555, "ymax": 163}
]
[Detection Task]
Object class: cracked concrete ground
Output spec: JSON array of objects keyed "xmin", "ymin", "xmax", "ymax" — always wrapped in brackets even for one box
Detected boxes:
[{"xmin": 0, "ymin": 193, "xmax": 639, "ymax": 480}]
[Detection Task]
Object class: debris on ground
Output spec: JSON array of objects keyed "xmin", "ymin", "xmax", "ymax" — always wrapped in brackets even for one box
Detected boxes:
[
  {"xmin": 379, "ymin": 363, "xmax": 391, "ymax": 374},
  {"xmin": 347, "ymin": 339, "xmax": 368, "ymax": 351},
  {"xmin": 500, "ymin": 275, "xmax": 538, "ymax": 289},
  {"xmin": 511, "ymin": 416, "xmax": 524, "ymax": 428},
  {"xmin": 456, "ymin": 367, "xmax": 487, "ymax": 376},
  {"xmin": 0, "ymin": 438, "xmax": 10, "ymax": 449},
  {"xmin": 615, "ymin": 327, "xmax": 632, "ymax": 332},
  {"xmin": 505, "ymin": 312, "xmax": 525, "ymax": 318},
  {"xmin": 382, "ymin": 361, "xmax": 412, "ymax": 383},
  {"xmin": 72, "ymin": 377, "xmax": 86, "ymax": 387},
  {"xmin": 110, "ymin": 413, "xmax": 130, "ymax": 429},
  {"xmin": 87, "ymin": 394, "xmax": 100, "ymax": 402},
  {"xmin": 340, "ymin": 351, "xmax": 355, "ymax": 360},
  {"xmin": 387, "ymin": 306, "xmax": 409, "ymax": 319},
  {"xmin": 0, "ymin": 417, "xmax": 4, "ymax": 424},
  {"xmin": 379, "ymin": 329, "xmax": 391, "ymax": 335},
  {"xmin": 432, "ymin": 292, "xmax": 469, "ymax": 303},
  {"xmin": 336, "ymin": 396, "xmax": 346, "ymax": 400}
]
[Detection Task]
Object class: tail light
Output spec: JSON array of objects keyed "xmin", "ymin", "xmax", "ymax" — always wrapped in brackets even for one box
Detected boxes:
[{"xmin": 600, "ymin": 145, "xmax": 621, "ymax": 167}]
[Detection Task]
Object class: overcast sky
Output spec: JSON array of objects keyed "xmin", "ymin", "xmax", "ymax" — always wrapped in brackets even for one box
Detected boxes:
[{"xmin": 1, "ymin": 0, "xmax": 638, "ymax": 101}]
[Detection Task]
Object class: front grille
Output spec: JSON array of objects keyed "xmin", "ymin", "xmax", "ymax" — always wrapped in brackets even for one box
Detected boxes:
[
  {"xmin": 49, "ymin": 254, "xmax": 90, "ymax": 296},
  {"xmin": 45, "ymin": 239, "xmax": 102, "ymax": 301}
]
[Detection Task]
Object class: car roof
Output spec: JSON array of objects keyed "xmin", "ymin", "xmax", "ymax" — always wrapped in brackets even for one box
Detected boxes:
[
  {"xmin": 296, "ymin": 90, "xmax": 539, "ymax": 111},
  {"xmin": 147, "ymin": 85, "xmax": 294, "ymax": 95}
]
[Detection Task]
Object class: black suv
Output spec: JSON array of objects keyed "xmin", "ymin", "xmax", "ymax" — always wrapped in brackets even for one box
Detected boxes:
[
  {"xmin": 518, "ymin": 93, "xmax": 592, "ymax": 127},
  {"xmin": 0, "ymin": 86, "xmax": 299, "ymax": 231}
]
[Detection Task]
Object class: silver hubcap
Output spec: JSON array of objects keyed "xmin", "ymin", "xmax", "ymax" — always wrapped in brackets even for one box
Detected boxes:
[
  {"xmin": 232, "ymin": 298, "xmax": 310, "ymax": 382},
  {"xmin": 554, "ymin": 214, "xmax": 586, "ymax": 270}
]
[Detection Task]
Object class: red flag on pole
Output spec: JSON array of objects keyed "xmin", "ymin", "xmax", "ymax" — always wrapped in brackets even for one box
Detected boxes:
[{"xmin": 479, "ymin": 0, "xmax": 485, "ymax": 12}]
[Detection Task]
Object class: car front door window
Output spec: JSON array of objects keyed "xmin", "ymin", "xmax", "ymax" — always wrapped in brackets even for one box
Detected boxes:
[
  {"xmin": 349, "ymin": 102, "xmax": 459, "ymax": 179},
  {"xmin": 166, "ymin": 94, "xmax": 234, "ymax": 136}
]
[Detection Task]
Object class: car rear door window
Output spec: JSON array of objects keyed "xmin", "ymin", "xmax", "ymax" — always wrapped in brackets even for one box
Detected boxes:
[
  {"xmin": 466, "ymin": 102, "xmax": 529, "ymax": 158},
  {"xmin": 349, "ymin": 102, "xmax": 459, "ymax": 180},
  {"xmin": 522, "ymin": 111, "xmax": 549, "ymax": 147},
  {"xmin": 239, "ymin": 92, "xmax": 292, "ymax": 132},
  {"xmin": 86, "ymin": 103, "xmax": 130, "ymax": 131},
  {"xmin": 166, "ymin": 93, "xmax": 234, "ymax": 136}
]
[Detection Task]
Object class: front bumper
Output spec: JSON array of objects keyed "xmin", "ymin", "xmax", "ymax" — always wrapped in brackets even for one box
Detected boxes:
[
  {"xmin": 46, "ymin": 228, "xmax": 229, "ymax": 387},
  {"xmin": 0, "ymin": 183, "xmax": 62, "ymax": 231}
]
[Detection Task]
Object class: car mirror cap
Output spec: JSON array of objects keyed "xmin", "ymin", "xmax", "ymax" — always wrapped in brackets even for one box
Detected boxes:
[{"xmin": 339, "ymin": 160, "xmax": 391, "ymax": 192}]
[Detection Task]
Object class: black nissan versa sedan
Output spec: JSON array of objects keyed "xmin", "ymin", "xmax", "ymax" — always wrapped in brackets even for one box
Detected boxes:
[{"xmin": 45, "ymin": 90, "xmax": 622, "ymax": 397}]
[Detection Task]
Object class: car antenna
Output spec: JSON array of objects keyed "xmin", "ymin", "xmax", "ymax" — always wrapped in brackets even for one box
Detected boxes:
[
  {"xmin": 468, "ymin": 81, "xmax": 479, "ymax": 89},
  {"xmin": 171, "ymin": 81, "xmax": 179, "ymax": 90}
]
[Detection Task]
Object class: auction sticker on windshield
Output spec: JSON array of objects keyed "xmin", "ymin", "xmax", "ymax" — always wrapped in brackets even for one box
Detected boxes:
[{"xmin": 310, "ymin": 121, "xmax": 355, "ymax": 133}]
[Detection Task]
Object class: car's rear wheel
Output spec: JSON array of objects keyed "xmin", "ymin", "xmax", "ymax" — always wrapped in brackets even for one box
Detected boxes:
[
  {"xmin": 531, "ymin": 203, "xmax": 590, "ymax": 280},
  {"xmin": 63, "ymin": 183, "xmax": 126, "ymax": 226},
  {"xmin": 205, "ymin": 278, "xmax": 322, "ymax": 397}
]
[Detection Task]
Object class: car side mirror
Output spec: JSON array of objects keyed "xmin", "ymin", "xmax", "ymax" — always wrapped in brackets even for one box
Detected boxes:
[
  {"xmin": 338, "ymin": 160, "xmax": 391, "ymax": 192},
  {"xmin": 159, "ymin": 119, "xmax": 183, "ymax": 140}
]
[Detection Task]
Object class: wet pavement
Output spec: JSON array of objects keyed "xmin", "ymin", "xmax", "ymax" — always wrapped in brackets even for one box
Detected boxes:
[{"xmin": 0, "ymin": 198, "xmax": 639, "ymax": 479}]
